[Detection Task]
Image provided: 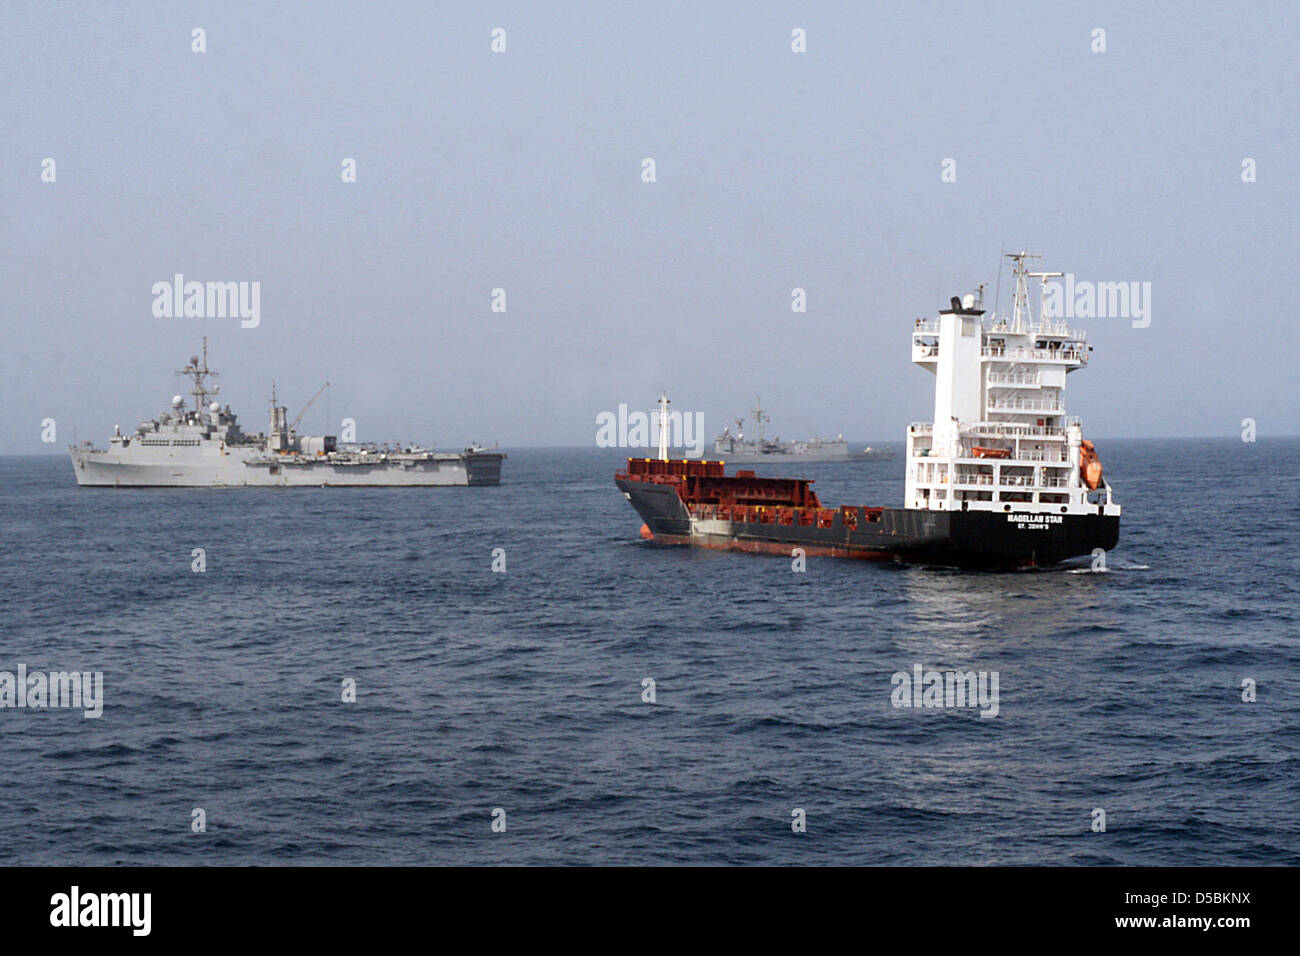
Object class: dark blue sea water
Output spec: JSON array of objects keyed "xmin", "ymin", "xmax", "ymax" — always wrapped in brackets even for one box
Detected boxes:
[{"xmin": 1, "ymin": 440, "xmax": 1297, "ymax": 865}]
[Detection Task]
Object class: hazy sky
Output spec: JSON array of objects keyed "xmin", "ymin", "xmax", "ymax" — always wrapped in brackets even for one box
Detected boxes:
[{"xmin": 3, "ymin": 1, "xmax": 1297, "ymax": 453}]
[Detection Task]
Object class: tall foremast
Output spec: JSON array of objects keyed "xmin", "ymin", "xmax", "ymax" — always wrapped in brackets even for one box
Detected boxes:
[
  {"xmin": 175, "ymin": 336, "xmax": 219, "ymax": 411},
  {"xmin": 750, "ymin": 397, "xmax": 769, "ymax": 443},
  {"xmin": 656, "ymin": 391, "xmax": 670, "ymax": 461}
]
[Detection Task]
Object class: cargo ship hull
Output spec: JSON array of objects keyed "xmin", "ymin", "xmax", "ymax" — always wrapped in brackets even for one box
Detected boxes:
[{"xmin": 615, "ymin": 460, "xmax": 1118, "ymax": 569}]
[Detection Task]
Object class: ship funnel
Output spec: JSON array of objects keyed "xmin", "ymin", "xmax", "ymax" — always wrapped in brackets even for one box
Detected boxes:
[{"xmin": 944, "ymin": 295, "xmax": 984, "ymax": 316}]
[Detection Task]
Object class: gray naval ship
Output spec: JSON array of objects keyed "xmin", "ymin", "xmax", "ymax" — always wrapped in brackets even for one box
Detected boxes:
[
  {"xmin": 712, "ymin": 399, "xmax": 894, "ymax": 464},
  {"xmin": 69, "ymin": 341, "xmax": 505, "ymax": 487}
]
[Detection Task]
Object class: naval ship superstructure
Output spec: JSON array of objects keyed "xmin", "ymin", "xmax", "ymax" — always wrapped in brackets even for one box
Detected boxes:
[
  {"xmin": 615, "ymin": 254, "xmax": 1120, "ymax": 567},
  {"xmin": 69, "ymin": 342, "xmax": 504, "ymax": 487},
  {"xmin": 712, "ymin": 399, "xmax": 892, "ymax": 463}
]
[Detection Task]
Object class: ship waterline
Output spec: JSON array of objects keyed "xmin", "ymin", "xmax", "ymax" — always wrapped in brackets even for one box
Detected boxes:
[{"xmin": 616, "ymin": 458, "xmax": 1119, "ymax": 568}]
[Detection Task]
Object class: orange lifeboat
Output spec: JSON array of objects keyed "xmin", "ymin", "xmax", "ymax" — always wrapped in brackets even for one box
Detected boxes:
[
  {"xmin": 1079, "ymin": 440, "xmax": 1103, "ymax": 490},
  {"xmin": 639, "ymin": 523, "xmax": 654, "ymax": 540}
]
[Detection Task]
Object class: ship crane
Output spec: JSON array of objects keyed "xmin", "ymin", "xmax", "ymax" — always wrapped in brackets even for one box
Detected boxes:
[{"xmin": 291, "ymin": 381, "xmax": 331, "ymax": 432}]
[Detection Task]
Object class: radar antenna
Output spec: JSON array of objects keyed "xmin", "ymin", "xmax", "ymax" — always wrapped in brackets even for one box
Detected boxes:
[{"xmin": 175, "ymin": 337, "xmax": 219, "ymax": 410}]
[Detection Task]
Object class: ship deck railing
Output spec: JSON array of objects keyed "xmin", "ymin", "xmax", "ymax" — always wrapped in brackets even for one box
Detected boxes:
[
  {"xmin": 987, "ymin": 372, "xmax": 1042, "ymax": 386},
  {"xmin": 912, "ymin": 450, "xmax": 1070, "ymax": 464},
  {"xmin": 964, "ymin": 449, "xmax": 1068, "ymax": 463},
  {"xmin": 985, "ymin": 319, "xmax": 1088, "ymax": 340},
  {"xmin": 915, "ymin": 476, "xmax": 1073, "ymax": 490},
  {"xmin": 981, "ymin": 346, "xmax": 1088, "ymax": 363},
  {"xmin": 1033, "ymin": 319, "xmax": 1087, "ymax": 339},
  {"xmin": 909, "ymin": 450, "xmax": 1071, "ymax": 465},
  {"xmin": 912, "ymin": 422, "xmax": 1067, "ymax": 440},
  {"xmin": 911, "ymin": 422, "xmax": 1082, "ymax": 443},
  {"xmin": 987, "ymin": 399, "xmax": 1065, "ymax": 412},
  {"xmin": 961, "ymin": 422, "xmax": 1067, "ymax": 438},
  {"xmin": 946, "ymin": 474, "xmax": 1072, "ymax": 488},
  {"xmin": 913, "ymin": 319, "xmax": 1086, "ymax": 340}
]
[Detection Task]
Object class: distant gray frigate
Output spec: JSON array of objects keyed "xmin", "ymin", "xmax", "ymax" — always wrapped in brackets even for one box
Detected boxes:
[
  {"xmin": 69, "ymin": 340, "xmax": 504, "ymax": 487},
  {"xmin": 711, "ymin": 398, "xmax": 893, "ymax": 463}
]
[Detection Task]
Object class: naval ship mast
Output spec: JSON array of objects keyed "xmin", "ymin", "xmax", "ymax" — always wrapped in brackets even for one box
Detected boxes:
[
  {"xmin": 176, "ymin": 337, "xmax": 219, "ymax": 411},
  {"xmin": 751, "ymin": 398, "xmax": 769, "ymax": 443}
]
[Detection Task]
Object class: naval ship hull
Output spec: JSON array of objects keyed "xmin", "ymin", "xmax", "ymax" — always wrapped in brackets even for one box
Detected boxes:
[
  {"xmin": 70, "ymin": 447, "xmax": 504, "ymax": 487},
  {"xmin": 616, "ymin": 467, "xmax": 1118, "ymax": 569}
]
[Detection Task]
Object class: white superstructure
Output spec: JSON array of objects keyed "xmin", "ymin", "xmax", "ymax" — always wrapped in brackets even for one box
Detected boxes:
[{"xmin": 905, "ymin": 253, "xmax": 1121, "ymax": 519}]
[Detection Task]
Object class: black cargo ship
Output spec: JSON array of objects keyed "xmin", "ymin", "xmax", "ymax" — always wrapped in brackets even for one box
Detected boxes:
[{"xmin": 615, "ymin": 457, "xmax": 1118, "ymax": 569}]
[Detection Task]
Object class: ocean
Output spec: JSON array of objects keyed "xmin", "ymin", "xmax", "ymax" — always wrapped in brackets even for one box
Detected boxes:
[{"xmin": 1, "ymin": 439, "xmax": 1297, "ymax": 865}]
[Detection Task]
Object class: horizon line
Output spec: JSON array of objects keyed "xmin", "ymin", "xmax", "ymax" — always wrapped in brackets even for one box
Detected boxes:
[{"xmin": 4, "ymin": 433, "xmax": 1298, "ymax": 456}]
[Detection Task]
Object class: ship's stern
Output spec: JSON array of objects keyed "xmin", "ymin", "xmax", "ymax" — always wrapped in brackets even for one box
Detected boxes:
[{"xmin": 464, "ymin": 451, "xmax": 506, "ymax": 486}]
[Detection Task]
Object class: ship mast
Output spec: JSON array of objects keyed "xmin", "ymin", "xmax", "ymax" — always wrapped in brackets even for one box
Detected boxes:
[
  {"xmin": 1006, "ymin": 251, "xmax": 1041, "ymax": 333},
  {"xmin": 267, "ymin": 380, "xmax": 291, "ymax": 452},
  {"xmin": 656, "ymin": 391, "xmax": 670, "ymax": 461},
  {"xmin": 1027, "ymin": 269, "xmax": 1064, "ymax": 325},
  {"xmin": 751, "ymin": 397, "xmax": 769, "ymax": 443},
  {"xmin": 176, "ymin": 337, "xmax": 219, "ymax": 411}
]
